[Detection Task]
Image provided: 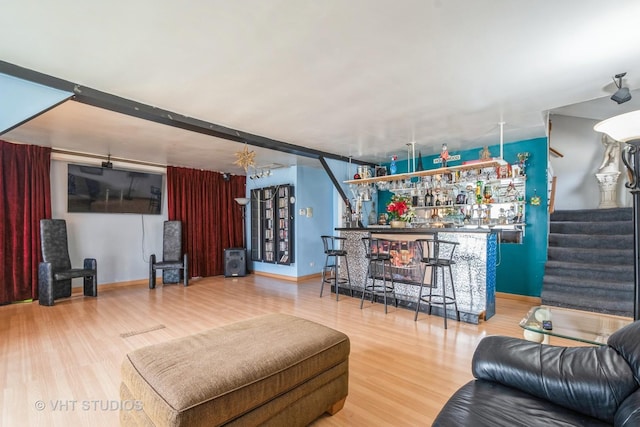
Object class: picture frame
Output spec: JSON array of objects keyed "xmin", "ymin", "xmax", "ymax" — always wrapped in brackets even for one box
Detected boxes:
[{"xmin": 375, "ymin": 166, "xmax": 387, "ymax": 177}]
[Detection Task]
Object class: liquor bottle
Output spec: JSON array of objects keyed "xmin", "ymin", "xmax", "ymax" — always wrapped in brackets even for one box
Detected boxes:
[
  {"xmin": 416, "ymin": 152, "xmax": 425, "ymax": 172},
  {"xmin": 368, "ymin": 202, "xmax": 377, "ymax": 226}
]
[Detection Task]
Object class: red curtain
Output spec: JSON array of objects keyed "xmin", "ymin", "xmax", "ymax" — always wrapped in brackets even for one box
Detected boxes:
[
  {"xmin": 166, "ymin": 167, "xmax": 245, "ymax": 277},
  {"xmin": 0, "ymin": 140, "xmax": 52, "ymax": 304}
]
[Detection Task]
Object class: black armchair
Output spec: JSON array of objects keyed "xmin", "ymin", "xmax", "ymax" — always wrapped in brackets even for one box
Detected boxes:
[
  {"xmin": 433, "ymin": 320, "xmax": 640, "ymax": 426},
  {"xmin": 149, "ymin": 221, "xmax": 188, "ymax": 288},
  {"xmin": 38, "ymin": 219, "xmax": 97, "ymax": 306}
]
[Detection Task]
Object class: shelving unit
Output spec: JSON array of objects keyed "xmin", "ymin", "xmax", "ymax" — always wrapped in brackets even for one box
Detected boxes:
[
  {"xmin": 343, "ymin": 159, "xmax": 507, "ymax": 185},
  {"xmin": 250, "ymin": 184, "xmax": 294, "ymax": 265},
  {"xmin": 344, "ymin": 158, "xmax": 528, "ymax": 241}
]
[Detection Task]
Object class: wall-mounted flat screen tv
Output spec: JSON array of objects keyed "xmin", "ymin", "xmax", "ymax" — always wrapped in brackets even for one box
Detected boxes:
[{"xmin": 67, "ymin": 163, "xmax": 164, "ymax": 214}]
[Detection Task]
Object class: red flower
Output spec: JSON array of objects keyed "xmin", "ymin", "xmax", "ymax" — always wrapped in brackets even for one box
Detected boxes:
[{"xmin": 387, "ymin": 200, "xmax": 408, "ymax": 217}]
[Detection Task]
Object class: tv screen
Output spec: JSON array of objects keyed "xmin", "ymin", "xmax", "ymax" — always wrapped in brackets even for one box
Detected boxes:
[{"xmin": 67, "ymin": 163, "xmax": 164, "ymax": 214}]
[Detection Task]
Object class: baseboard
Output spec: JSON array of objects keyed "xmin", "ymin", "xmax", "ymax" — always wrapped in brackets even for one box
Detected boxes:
[
  {"xmin": 497, "ymin": 292, "xmax": 541, "ymax": 304},
  {"xmin": 71, "ymin": 279, "xmax": 149, "ymax": 294},
  {"xmin": 253, "ymin": 271, "xmax": 322, "ymax": 282}
]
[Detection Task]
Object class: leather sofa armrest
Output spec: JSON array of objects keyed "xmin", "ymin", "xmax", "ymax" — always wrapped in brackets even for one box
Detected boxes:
[
  {"xmin": 472, "ymin": 336, "xmax": 636, "ymax": 423},
  {"xmin": 616, "ymin": 389, "xmax": 640, "ymax": 427}
]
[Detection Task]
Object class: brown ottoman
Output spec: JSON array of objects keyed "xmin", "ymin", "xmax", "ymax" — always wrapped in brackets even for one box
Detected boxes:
[{"xmin": 120, "ymin": 314, "xmax": 350, "ymax": 426}]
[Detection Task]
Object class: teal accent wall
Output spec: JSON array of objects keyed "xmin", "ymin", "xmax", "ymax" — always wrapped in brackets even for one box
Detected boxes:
[
  {"xmin": 497, "ymin": 138, "xmax": 548, "ymax": 297},
  {"xmin": 378, "ymin": 138, "xmax": 548, "ymax": 297}
]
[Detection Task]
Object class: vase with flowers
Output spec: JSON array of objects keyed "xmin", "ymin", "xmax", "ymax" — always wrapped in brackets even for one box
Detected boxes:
[{"xmin": 386, "ymin": 194, "xmax": 415, "ymax": 228}]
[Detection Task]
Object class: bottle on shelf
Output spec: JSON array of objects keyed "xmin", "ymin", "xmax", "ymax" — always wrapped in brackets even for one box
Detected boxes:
[
  {"xmin": 476, "ymin": 181, "xmax": 483, "ymax": 204},
  {"xmin": 425, "ymin": 189, "xmax": 433, "ymax": 206}
]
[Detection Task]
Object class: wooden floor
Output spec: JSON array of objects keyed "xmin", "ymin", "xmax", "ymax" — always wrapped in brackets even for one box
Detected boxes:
[{"xmin": 0, "ymin": 275, "xmax": 580, "ymax": 426}]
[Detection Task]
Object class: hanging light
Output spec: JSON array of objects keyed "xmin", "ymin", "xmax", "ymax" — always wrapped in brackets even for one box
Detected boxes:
[
  {"xmin": 611, "ymin": 72, "xmax": 632, "ymax": 105},
  {"xmin": 234, "ymin": 143, "xmax": 256, "ymax": 172}
]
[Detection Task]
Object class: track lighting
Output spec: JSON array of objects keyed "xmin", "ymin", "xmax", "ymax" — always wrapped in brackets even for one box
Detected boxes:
[{"xmin": 611, "ymin": 72, "xmax": 632, "ymax": 104}]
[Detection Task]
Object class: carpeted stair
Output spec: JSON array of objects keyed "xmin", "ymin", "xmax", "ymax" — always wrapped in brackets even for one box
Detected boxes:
[{"xmin": 541, "ymin": 208, "xmax": 634, "ymax": 317}]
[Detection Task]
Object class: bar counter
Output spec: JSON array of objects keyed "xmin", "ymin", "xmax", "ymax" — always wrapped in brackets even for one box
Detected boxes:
[{"xmin": 335, "ymin": 227, "xmax": 497, "ymax": 324}]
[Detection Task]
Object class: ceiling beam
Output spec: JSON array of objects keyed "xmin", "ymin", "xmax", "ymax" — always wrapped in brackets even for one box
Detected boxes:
[{"xmin": 0, "ymin": 60, "xmax": 375, "ymax": 166}]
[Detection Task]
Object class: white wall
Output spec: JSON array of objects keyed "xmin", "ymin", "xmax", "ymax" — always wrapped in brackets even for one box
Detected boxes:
[
  {"xmin": 549, "ymin": 114, "xmax": 631, "ymax": 210},
  {"xmin": 51, "ymin": 159, "xmax": 166, "ymax": 285}
]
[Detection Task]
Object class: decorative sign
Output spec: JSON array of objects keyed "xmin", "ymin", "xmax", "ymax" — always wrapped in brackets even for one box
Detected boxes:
[{"xmin": 433, "ymin": 154, "xmax": 461, "ymax": 164}]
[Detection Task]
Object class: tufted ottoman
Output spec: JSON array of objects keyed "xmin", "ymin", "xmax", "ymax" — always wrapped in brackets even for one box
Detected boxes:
[{"xmin": 120, "ymin": 313, "xmax": 350, "ymax": 426}]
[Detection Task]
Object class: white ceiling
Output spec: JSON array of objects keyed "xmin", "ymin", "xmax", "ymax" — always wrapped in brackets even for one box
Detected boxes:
[{"xmin": 2, "ymin": 0, "xmax": 640, "ymax": 175}]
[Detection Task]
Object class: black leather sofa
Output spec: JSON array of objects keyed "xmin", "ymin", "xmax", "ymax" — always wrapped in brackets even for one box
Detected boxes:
[{"xmin": 433, "ymin": 320, "xmax": 640, "ymax": 426}]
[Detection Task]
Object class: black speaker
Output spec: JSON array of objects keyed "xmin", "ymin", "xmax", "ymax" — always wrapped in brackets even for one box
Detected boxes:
[{"xmin": 224, "ymin": 248, "xmax": 246, "ymax": 277}]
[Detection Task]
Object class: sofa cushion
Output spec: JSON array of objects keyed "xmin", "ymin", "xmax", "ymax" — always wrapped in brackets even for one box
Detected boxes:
[{"xmin": 432, "ymin": 380, "xmax": 610, "ymax": 427}]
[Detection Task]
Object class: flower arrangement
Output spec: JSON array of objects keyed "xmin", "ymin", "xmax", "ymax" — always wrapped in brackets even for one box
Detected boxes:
[{"xmin": 386, "ymin": 194, "xmax": 415, "ymax": 222}]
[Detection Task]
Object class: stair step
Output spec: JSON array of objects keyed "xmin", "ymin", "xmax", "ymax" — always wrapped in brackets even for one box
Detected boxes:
[
  {"xmin": 550, "ymin": 208, "xmax": 632, "ymax": 222},
  {"xmin": 548, "ymin": 233, "xmax": 633, "ymax": 249},
  {"xmin": 547, "ymin": 247, "xmax": 633, "ymax": 265},
  {"xmin": 541, "ymin": 290, "xmax": 633, "ymax": 317},
  {"xmin": 544, "ymin": 261, "xmax": 633, "ymax": 282},
  {"xmin": 542, "ymin": 274, "xmax": 633, "ymax": 293},
  {"xmin": 549, "ymin": 221, "xmax": 634, "ymax": 235}
]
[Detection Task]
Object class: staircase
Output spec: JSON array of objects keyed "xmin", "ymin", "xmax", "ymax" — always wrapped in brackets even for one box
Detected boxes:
[{"xmin": 541, "ymin": 208, "xmax": 634, "ymax": 317}]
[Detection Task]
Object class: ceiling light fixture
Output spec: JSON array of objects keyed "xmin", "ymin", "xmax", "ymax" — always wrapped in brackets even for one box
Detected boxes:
[
  {"xmin": 234, "ymin": 143, "xmax": 256, "ymax": 172},
  {"xmin": 611, "ymin": 72, "xmax": 632, "ymax": 104}
]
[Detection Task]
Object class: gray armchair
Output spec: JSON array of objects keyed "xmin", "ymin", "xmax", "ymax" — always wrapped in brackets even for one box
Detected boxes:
[
  {"xmin": 38, "ymin": 219, "xmax": 97, "ymax": 306},
  {"xmin": 149, "ymin": 221, "xmax": 188, "ymax": 288}
]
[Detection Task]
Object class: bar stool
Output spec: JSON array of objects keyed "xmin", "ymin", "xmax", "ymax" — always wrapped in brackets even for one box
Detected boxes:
[
  {"xmin": 320, "ymin": 235, "xmax": 352, "ymax": 300},
  {"xmin": 360, "ymin": 237, "xmax": 397, "ymax": 313},
  {"xmin": 414, "ymin": 237, "xmax": 460, "ymax": 329}
]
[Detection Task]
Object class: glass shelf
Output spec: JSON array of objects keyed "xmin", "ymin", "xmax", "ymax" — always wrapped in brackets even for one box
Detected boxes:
[{"xmin": 343, "ymin": 159, "xmax": 507, "ymax": 185}]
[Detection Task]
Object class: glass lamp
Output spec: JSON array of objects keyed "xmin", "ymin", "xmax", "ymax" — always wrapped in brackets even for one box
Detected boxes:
[{"xmin": 594, "ymin": 110, "xmax": 640, "ymax": 320}]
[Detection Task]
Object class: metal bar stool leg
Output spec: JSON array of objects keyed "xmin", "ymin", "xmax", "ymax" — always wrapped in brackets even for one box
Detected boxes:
[
  {"xmin": 447, "ymin": 264, "xmax": 460, "ymax": 322},
  {"xmin": 382, "ymin": 260, "xmax": 388, "ymax": 314},
  {"xmin": 320, "ymin": 254, "xmax": 332, "ymax": 297},
  {"xmin": 360, "ymin": 259, "xmax": 372, "ymax": 309},
  {"xmin": 440, "ymin": 266, "xmax": 447, "ymax": 329},
  {"xmin": 414, "ymin": 266, "xmax": 426, "ymax": 321},
  {"xmin": 344, "ymin": 257, "xmax": 353, "ymax": 297}
]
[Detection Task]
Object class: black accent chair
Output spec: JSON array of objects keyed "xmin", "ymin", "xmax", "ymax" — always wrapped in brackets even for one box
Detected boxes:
[
  {"xmin": 433, "ymin": 320, "xmax": 640, "ymax": 426},
  {"xmin": 38, "ymin": 219, "xmax": 97, "ymax": 306},
  {"xmin": 149, "ymin": 221, "xmax": 188, "ymax": 288}
]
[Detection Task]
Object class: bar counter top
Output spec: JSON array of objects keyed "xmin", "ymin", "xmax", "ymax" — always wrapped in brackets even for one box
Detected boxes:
[{"xmin": 335, "ymin": 226, "xmax": 494, "ymax": 233}]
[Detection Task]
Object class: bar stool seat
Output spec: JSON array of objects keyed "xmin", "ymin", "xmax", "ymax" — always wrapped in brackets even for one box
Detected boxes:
[
  {"xmin": 360, "ymin": 237, "xmax": 397, "ymax": 313},
  {"xmin": 320, "ymin": 235, "xmax": 352, "ymax": 300},
  {"xmin": 414, "ymin": 237, "xmax": 460, "ymax": 329}
]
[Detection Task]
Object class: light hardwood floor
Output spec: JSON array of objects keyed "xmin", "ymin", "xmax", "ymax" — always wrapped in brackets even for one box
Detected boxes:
[{"xmin": 0, "ymin": 275, "xmax": 579, "ymax": 426}]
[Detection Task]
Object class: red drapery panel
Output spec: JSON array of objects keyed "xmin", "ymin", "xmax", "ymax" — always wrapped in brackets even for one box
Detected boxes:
[
  {"xmin": 0, "ymin": 140, "xmax": 52, "ymax": 304},
  {"xmin": 166, "ymin": 167, "xmax": 245, "ymax": 277}
]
